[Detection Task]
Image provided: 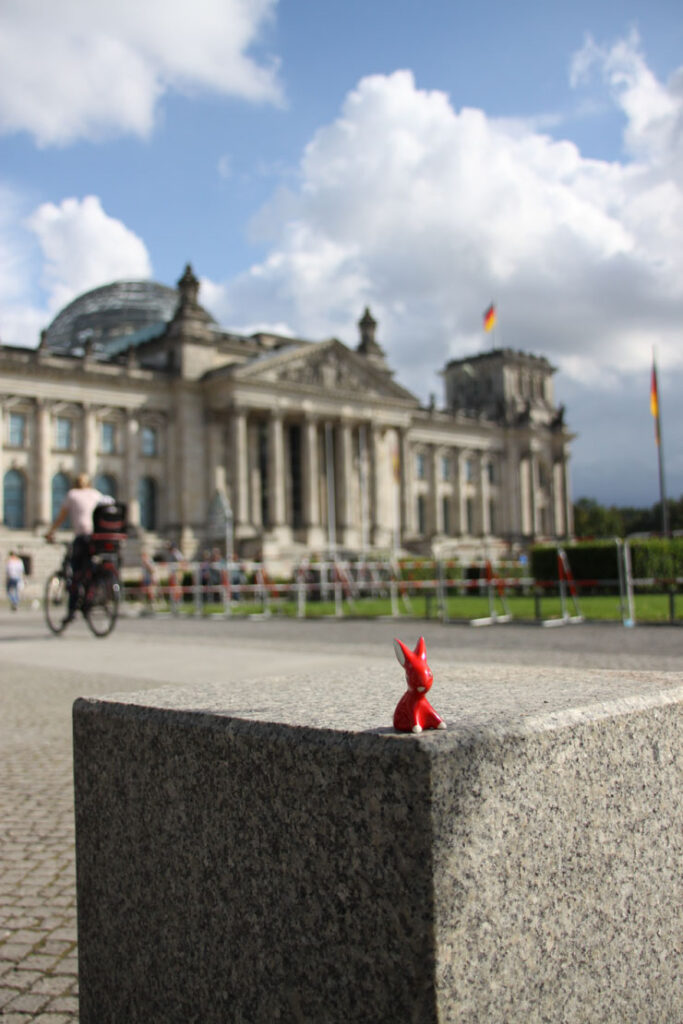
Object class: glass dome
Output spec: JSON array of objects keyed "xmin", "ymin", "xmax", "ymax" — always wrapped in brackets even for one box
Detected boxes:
[{"xmin": 43, "ymin": 280, "xmax": 181, "ymax": 355}]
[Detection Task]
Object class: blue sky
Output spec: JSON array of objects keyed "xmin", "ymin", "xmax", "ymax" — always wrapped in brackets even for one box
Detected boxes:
[{"xmin": 1, "ymin": 0, "xmax": 682, "ymax": 507}]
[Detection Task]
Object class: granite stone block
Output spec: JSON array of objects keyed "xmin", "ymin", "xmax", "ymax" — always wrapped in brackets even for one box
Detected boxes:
[{"xmin": 73, "ymin": 665, "xmax": 683, "ymax": 1023}]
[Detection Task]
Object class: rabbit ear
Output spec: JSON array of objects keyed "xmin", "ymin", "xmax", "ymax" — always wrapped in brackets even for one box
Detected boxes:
[
  {"xmin": 415, "ymin": 636, "xmax": 427, "ymax": 660},
  {"xmin": 393, "ymin": 638, "xmax": 409, "ymax": 667}
]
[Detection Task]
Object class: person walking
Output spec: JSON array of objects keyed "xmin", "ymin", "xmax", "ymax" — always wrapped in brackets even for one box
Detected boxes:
[
  {"xmin": 46, "ymin": 473, "xmax": 114, "ymax": 624},
  {"xmin": 5, "ymin": 551, "xmax": 24, "ymax": 611}
]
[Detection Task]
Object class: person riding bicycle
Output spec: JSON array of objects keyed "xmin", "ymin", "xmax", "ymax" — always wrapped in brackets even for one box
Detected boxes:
[{"xmin": 46, "ymin": 473, "xmax": 114, "ymax": 624}]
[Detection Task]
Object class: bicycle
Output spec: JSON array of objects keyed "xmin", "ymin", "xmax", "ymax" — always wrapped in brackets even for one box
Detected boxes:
[{"xmin": 44, "ymin": 503, "xmax": 126, "ymax": 638}]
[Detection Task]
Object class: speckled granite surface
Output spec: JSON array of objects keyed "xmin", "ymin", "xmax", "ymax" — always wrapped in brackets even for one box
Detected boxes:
[{"xmin": 73, "ymin": 665, "xmax": 683, "ymax": 1023}]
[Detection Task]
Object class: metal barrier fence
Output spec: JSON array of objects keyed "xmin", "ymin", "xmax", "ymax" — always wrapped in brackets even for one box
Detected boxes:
[{"xmin": 118, "ymin": 555, "xmax": 682, "ymax": 625}]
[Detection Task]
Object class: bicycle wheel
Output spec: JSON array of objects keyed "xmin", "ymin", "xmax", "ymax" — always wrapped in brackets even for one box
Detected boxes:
[
  {"xmin": 84, "ymin": 568, "xmax": 120, "ymax": 638},
  {"xmin": 44, "ymin": 572, "xmax": 69, "ymax": 635}
]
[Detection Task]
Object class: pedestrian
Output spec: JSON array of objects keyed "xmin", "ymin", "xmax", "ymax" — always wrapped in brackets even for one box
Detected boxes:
[
  {"xmin": 5, "ymin": 551, "xmax": 24, "ymax": 611},
  {"xmin": 141, "ymin": 550, "xmax": 156, "ymax": 612}
]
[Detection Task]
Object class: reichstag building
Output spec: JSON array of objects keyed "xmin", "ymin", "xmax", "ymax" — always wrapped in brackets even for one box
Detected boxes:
[{"xmin": 0, "ymin": 264, "xmax": 573, "ymax": 571}]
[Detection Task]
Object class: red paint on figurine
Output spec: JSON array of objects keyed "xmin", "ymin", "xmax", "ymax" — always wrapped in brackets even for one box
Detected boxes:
[{"xmin": 393, "ymin": 636, "xmax": 446, "ymax": 733}]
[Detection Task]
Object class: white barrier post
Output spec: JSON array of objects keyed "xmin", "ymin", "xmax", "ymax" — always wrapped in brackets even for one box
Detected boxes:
[
  {"xmin": 470, "ymin": 560, "xmax": 513, "ymax": 627},
  {"xmin": 542, "ymin": 548, "xmax": 583, "ymax": 627},
  {"xmin": 194, "ymin": 562, "xmax": 202, "ymax": 617},
  {"xmin": 297, "ymin": 570, "xmax": 306, "ymax": 619},
  {"xmin": 624, "ymin": 539, "xmax": 636, "ymax": 627}
]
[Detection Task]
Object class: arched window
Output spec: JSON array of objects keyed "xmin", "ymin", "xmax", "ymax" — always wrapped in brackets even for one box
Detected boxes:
[
  {"xmin": 3, "ymin": 469, "xmax": 26, "ymax": 528},
  {"xmin": 138, "ymin": 476, "xmax": 157, "ymax": 531},
  {"xmin": 141, "ymin": 425, "xmax": 158, "ymax": 457},
  {"xmin": 94, "ymin": 474, "xmax": 117, "ymax": 499},
  {"xmin": 51, "ymin": 472, "xmax": 71, "ymax": 527}
]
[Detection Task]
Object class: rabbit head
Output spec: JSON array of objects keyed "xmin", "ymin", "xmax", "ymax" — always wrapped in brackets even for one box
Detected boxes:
[{"xmin": 393, "ymin": 636, "xmax": 433, "ymax": 694}]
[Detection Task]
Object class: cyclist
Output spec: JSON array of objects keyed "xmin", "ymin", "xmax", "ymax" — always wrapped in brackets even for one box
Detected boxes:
[{"xmin": 46, "ymin": 473, "xmax": 114, "ymax": 625}]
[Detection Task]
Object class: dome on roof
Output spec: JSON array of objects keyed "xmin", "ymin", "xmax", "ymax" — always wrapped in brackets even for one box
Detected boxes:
[{"xmin": 44, "ymin": 279, "xmax": 181, "ymax": 354}]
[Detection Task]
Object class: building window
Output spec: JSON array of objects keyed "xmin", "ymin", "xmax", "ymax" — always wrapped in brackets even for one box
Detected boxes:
[
  {"xmin": 464, "ymin": 457, "xmax": 474, "ymax": 483},
  {"xmin": 441, "ymin": 455, "xmax": 450, "ymax": 481},
  {"xmin": 466, "ymin": 497, "xmax": 475, "ymax": 534},
  {"xmin": 442, "ymin": 496, "xmax": 451, "ymax": 535},
  {"xmin": 51, "ymin": 472, "xmax": 71, "ymax": 527},
  {"xmin": 139, "ymin": 476, "xmax": 157, "ymax": 531},
  {"xmin": 100, "ymin": 422, "xmax": 116, "ymax": 454},
  {"xmin": 55, "ymin": 417, "xmax": 73, "ymax": 451},
  {"xmin": 417, "ymin": 494, "xmax": 427, "ymax": 535},
  {"xmin": 487, "ymin": 462, "xmax": 495, "ymax": 485},
  {"xmin": 8, "ymin": 413, "xmax": 26, "ymax": 447},
  {"xmin": 3, "ymin": 469, "xmax": 26, "ymax": 528},
  {"xmin": 141, "ymin": 426, "xmax": 158, "ymax": 457},
  {"xmin": 94, "ymin": 474, "xmax": 117, "ymax": 499},
  {"xmin": 258, "ymin": 421, "xmax": 270, "ymax": 528},
  {"xmin": 415, "ymin": 452, "xmax": 426, "ymax": 480},
  {"xmin": 489, "ymin": 499, "xmax": 497, "ymax": 535}
]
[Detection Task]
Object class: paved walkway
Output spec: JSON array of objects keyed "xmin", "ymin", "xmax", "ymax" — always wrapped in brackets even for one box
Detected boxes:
[{"xmin": 1, "ymin": 607, "xmax": 681, "ymax": 1021}]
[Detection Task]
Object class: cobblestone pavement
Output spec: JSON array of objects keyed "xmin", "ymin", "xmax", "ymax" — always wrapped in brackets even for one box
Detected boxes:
[
  {"xmin": 2, "ymin": 660, "xmax": 85, "ymax": 1023},
  {"xmin": 1, "ymin": 607, "xmax": 681, "ymax": 1021}
]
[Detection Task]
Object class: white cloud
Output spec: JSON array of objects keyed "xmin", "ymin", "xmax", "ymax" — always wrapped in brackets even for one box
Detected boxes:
[
  {"xmin": 0, "ymin": 0, "xmax": 282, "ymax": 145},
  {"xmin": 0, "ymin": 194, "xmax": 152, "ymax": 346},
  {"xmin": 27, "ymin": 196, "xmax": 152, "ymax": 313},
  {"xmin": 213, "ymin": 49, "xmax": 683, "ymax": 407},
  {"xmin": 572, "ymin": 30, "xmax": 683, "ymax": 172}
]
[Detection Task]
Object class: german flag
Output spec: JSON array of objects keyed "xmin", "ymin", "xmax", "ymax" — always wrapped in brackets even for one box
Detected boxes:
[
  {"xmin": 650, "ymin": 362, "xmax": 659, "ymax": 419},
  {"xmin": 483, "ymin": 303, "xmax": 496, "ymax": 332},
  {"xmin": 650, "ymin": 358, "xmax": 661, "ymax": 445}
]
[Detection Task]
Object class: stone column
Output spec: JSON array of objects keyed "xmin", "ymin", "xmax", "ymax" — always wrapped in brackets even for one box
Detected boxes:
[
  {"xmin": 504, "ymin": 442, "xmax": 523, "ymax": 539},
  {"xmin": 519, "ymin": 455, "xmax": 533, "ymax": 537},
  {"xmin": 34, "ymin": 400, "xmax": 51, "ymax": 526},
  {"xmin": 231, "ymin": 409, "xmax": 249, "ymax": 529},
  {"xmin": 337, "ymin": 419, "xmax": 354, "ymax": 538},
  {"xmin": 165, "ymin": 412, "xmax": 179, "ymax": 533},
  {"xmin": 250, "ymin": 421, "xmax": 263, "ymax": 528},
  {"xmin": 207, "ymin": 416, "xmax": 227, "ymax": 498},
  {"xmin": 480, "ymin": 454, "xmax": 491, "ymax": 536},
  {"xmin": 267, "ymin": 412, "xmax": 286, "ymax": 529},
  {"xmin": 125, "ymin": 413, "xmax": 140, "ymax": 529},
  {"xmin": 429, "ymin": 446, "xmax": 440, "ymax": 536},
  {"xmin": 358, "ymin": 424, "xmax": 370, "ymax": 552},
  {"xmin": 369, "ymin": 424, "xmax": 382, "ymax": 544},
  {"xmin": 458, "ymin": 452, "xmax": 468, "ymax": 535},
  {"xmin": 303, "ymin": 416, "xmax": 320, "ymax": 529},
  {"xmin": 530, "ymin": 452, "xmax": 540, "ymax": 537},
  {"xmin": 450, "ymin": 447, "xmax": 461, "ymax": 535},
  {"xmin": 83, "ymin": 404, "xmax": 97, "ymax": 480},
  {"xmin": 399, "ymin": 429, "xmax": 411, "ymax": 539},
  {"xmin": 323, "ymin": 421, "xmax": 337, "ymax": 549}
]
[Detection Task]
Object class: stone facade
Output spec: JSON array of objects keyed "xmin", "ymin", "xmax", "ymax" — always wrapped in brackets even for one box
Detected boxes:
[{"xmin": 0, "ymin": 265, "xmax": 573, "ymax": 572}]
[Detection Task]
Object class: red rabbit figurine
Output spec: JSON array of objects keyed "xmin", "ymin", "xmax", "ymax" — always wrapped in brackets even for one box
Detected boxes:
[{"xmin": 393, "ymin": 636, "xmax": 446, "ymax": 733}]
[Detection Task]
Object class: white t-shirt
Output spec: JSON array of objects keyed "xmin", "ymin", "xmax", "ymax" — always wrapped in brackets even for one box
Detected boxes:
[
  {"xmin": 6, "ymin": 555, "xmax": 24, "ymax": 582},
  {"xmin": 64, "ymin": 488, "xmax": 113, "ymax": 536}
]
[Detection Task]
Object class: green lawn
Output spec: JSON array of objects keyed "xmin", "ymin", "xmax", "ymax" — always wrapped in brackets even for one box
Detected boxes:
[{"xmin": 129, "ymin": 589, "xmax": 682, "ymax": 624}]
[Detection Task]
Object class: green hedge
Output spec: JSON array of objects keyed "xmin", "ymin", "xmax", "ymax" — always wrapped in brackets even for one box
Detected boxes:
[
  {"xmin": 532, "ymin": 539, "xmax": 683, "ymax": 589},
  {"xmin": 629, "ymin": 538, "xmax": 683, "ymax": 581},
  {"xmin": 531, "ymin": 542, "xmax": 620, "ymax": 584}
]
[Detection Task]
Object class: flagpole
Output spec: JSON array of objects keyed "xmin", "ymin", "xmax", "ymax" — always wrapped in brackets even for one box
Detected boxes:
[{"xmin": 651, "ymin": 350, "xmax": 669, "ymax": 536}]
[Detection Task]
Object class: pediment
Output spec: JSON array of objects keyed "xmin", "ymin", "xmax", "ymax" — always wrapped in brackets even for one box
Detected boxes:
[{"xmin": 234, "ymin": 339, "xmax": 418, "ymax": 404}]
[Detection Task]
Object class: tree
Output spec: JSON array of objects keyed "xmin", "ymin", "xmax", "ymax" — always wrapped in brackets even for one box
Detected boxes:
[
  {"xmin": 573, "ymin": 498, "xmax": 624, "ymax": 538},
  {"xmin": 573, "ymin": 495, "xmax": 683, "ymax": 538}
]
